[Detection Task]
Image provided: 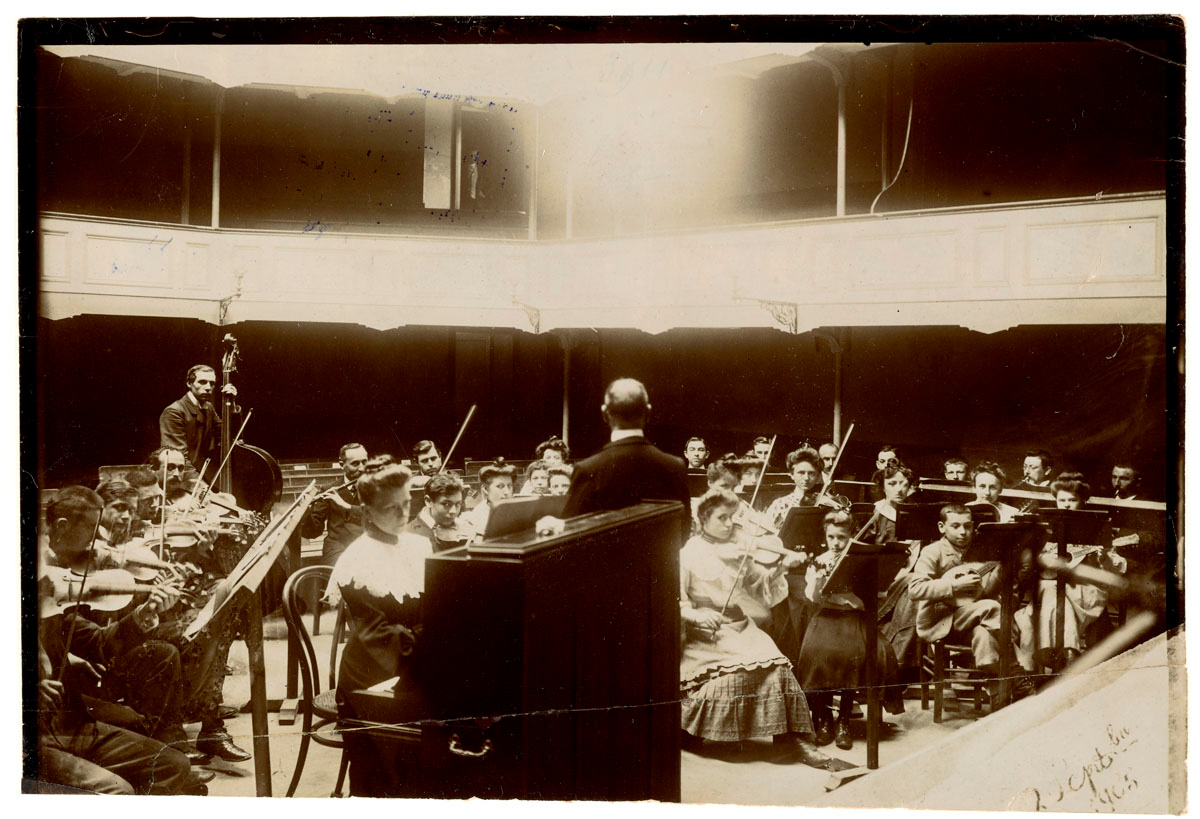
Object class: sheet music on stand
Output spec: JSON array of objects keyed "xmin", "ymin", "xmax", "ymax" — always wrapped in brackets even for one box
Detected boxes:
[
  {"xmin": 822, "ymin": 540, "xmax": 909, "ymax": 601},
  {"xmin": 182, "ymin": 481, "xmax": 319, "ymax": 640},
  {"xmin": 965, "ymin": 520, "xmax": 1046, "ymax": 565}
]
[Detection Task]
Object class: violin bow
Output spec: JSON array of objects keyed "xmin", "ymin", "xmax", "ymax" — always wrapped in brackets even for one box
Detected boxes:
[
  {"xmin": 814, "ymin": 422, "xmax": 855, "ymax": 507},
  {"xmin": 205, "ymin": 408, "xmax": 254, "ymax": 503},
  {"xmin": 437, "ymin": 404, "xmax": 477, "ymax": 475},
  {"xmin": 746, "ymin": 434, "xmax": 777, "ymax": 511},
  {"xmin": 184, "ymin": 458, "xmax": 211, "ymax": 514},
  {"xmin": 55, "ymin": 511, "xmax": 104, "ymax": 684},
  {"xmin": 814, "ymin": 508, "xmax": 880, "ymax": 605},
  {"xmin": 713, "ymin": 435, "xmax": 778, "ymax": 638},
  {"xmin": 158, "ymin": 459, "xmax": 168, "ymax": 561}
]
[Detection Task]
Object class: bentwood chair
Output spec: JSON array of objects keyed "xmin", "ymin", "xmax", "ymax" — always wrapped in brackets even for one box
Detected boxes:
[{"xmin": 282, "ymin": 565, "xmax": 351, "ymax": 797}]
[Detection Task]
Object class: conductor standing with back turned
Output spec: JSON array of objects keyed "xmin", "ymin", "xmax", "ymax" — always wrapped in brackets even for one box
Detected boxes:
[{"xmin": 544, "ymin": 378, "xmax": 690, "ymax": 539}]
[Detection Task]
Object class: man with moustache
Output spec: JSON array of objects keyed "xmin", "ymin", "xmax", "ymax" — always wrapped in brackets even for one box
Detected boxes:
[
  {"xmin": 159, "ymin": 365, "xmax": 238, "ymax": 472},
  {"xmin": 301, "ymin": 443, "xmax": 370, "ymax": 566}
]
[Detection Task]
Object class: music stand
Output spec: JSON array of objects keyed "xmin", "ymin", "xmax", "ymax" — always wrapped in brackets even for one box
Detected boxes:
[
  {"xmin": 967, "ymin": 504, "xmax": 999, "ymax": 526},
  {"xmin": 686, "ymin": 474, "xmax": 709, "ymax": 498},
  {"xmin": 184, "ymin": 481, "xmax": 319, "ymax": 797},
  {"xmin": 777, "ymin": 506, "xmax": 829, "ymax": 556},
  {"xmin": 821, "ymin": 541, "xmax": 909, "ymax": 774},
  {"xmin": 833, "ymin": 480, "xmax": 875, "ymax": 504},
  {"xmin": 482, "ymin": 494, "xmax": 567, "ymax": 541},
  {"xmin": 894, "ymin": 503, "xmax": 946, "ymax": 544},
  {"xmin": 1031, "ymin": 509, "xmax": 1109, "ymax": 671},
  {"xmin": 967, "ymin": 521, "xmax": 1046, "ymax": 707}
]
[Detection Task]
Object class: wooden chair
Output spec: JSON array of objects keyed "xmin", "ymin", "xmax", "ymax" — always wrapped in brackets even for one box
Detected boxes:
[
  {"xmin": 919, "ymin": 639, "xmax": 992, "ymax": 723},
  {"xmin": 281, "ymin": 565, "xmax": 351, "ymax": 797}
]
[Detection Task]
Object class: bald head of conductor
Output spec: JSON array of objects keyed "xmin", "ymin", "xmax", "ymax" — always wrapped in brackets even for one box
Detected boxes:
[{"xmin": 602, "ymin": 378, "xmax": 651, "ymax": 432}]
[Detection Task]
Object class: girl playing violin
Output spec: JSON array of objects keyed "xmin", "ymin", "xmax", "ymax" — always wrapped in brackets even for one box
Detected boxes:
[
  {"xmin": 797, "ymin": 512, "xmax": 904, "ymax": 750},
  {"xmin": 679, "ymin": 489, "xmax": 832, "ymax": 768},
  {"xmin": 691, "ymin": 460, "xmax": 750, "ymax": 534},
  {"xmin": 765, "ymin": 448, "xmax": 849, "ymax": 529}
]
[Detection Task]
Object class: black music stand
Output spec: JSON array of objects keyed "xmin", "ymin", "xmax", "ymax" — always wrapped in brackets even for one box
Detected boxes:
[
  {"xmin": 821, "ymin": 541, "xmax": 908, "ymax": 779},
  {"xmin": 894, "ymin": 503, "xmax": 946, "ymax": 544},
  {"xmin": 967, "ymin": 504, "xmax": 999, "ymax": 526},
  {"xmin": 1031, "ymin": 509, "xmax": 1109, "ymax": 671},
  {"xmin": 965, "ymin": 521, "xmax": 1046, "ymax": 708},
  {"xmin": 686, "ymin": 473, "xmax": 709, "ymax": 498},
  {"xmin": 481, "ymin": 494, "xmax": 567, "ymax": 542},
  {"xmin": 833, "ymin": 480, "xmax": 875, "ymax": 504},
  {"xmin": 777, "ymin": 506, "xmax": 829, "ymax": 556}
]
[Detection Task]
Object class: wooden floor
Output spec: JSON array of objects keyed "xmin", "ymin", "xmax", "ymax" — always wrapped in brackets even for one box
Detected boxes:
[{"xmin": 200, "ymin": 612, "xmax": 988, "ymax": 803}]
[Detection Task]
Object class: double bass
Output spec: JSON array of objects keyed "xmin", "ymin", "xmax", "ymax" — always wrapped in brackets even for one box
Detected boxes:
[{"xmin": 214, "ymin": 334, "xmax": 283, "ymax": 517}]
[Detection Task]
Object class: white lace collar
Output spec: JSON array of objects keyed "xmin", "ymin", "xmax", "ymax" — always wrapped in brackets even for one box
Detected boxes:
[{"xmin": 324, "ymin": 529, "xmax": 432, "ymax": 607}]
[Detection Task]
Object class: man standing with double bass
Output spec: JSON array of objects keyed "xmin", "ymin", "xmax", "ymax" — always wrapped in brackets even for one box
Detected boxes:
[{"xmin": 159, "ymin": 365, "xmax": 238, "ymax": 472}]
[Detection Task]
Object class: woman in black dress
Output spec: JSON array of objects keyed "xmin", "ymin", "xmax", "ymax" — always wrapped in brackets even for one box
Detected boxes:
[{"xmin": 325, "ymin": 459, "xmax": 432, "ymax": 797}]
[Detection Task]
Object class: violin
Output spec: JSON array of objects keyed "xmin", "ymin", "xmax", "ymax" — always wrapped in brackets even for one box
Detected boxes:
[
  {"xmin": 716, "ymin": 528, "xmax": 806, "ymax": 568},
  {"xmin": 39, "ymin": 567, "xmax": 188, "ymax": 617},
  {"xmin": 812, "ymin": 422, "xmax": 855, "ymax": 513}
]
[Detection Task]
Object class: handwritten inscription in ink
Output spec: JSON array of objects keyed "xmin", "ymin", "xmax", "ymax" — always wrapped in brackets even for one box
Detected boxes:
[{"xmin": 1016, "ymin": 723, "xmax": 1142, "ymax": 812}]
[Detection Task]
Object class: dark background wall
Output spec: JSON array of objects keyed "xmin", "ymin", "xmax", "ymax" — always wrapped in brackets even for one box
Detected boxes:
[{"xmin": 35, "ymin": 318, "xmax": 1168, "ymax": 500}]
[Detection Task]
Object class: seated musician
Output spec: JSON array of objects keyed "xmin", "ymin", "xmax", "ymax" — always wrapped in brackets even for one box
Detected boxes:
[
  {"xmin": 137, "ymin": 448, "xmax": 255, "ymax": 763},
  {"xmin": 1015, "ymin": 449, "xmax": 1054, "ymax": 491},
  {"xmin": 818, "ymin": 442, "xmax": 838, "ymax": 490},
  {"xmin": 412, "ymin": 440, "xmax": 443, "ymax": 477},
  {"xmin": 875, "ymin": 445, "xmax": 901, "ymax": 473},
  {"xmin": 461, "ymin": 460, "xmax": 514, "ymax": 535},
  {"xmin": 123, "ymin": 467, "xmax": 164, "ymax": 539},
  {"xmin": 325, "ymin": 460, "xmax": 432, "ymax": 797},
  {"xmin": 908, "ymin": 505, "xmax": 1004, "ymax": 686},
  {"xmin": 968, "ymin": 461, "xmax": 1021, "ymax": 522},
  {"xmin": 405, "ymin": 472, "xmax": 473, "ymax": 551},
  {"xmin": 547, "ymin": 465, "xmax": 572, "ymax": 496},
  {"xmin": 798, "ymin": 512, "xmax": 904, "ymax": 750},
  {"xmin": 691, "ymin": 461, "xmax": 751, "ymax": 534},
  {"xmin": 1110, "ymin": 462, "xmax": 1142, "ymax": 500},
  {"xmin": 77, "ymin": 481, "xmax": 196, "ymax": 749},
  {"xmin": 943, "ymin": 457, "xmax": 968, "ymax": 481},
  {"xmin": 866, "ymin": 462, "xmax": 916, "ymax": 546},
  {"xmin": 535, "ymin": 435, "xmax": 570, "ymax": 469},
  {"xmin": 869, "ymin": 462, "xmax": 924, "ymax": 676},
  {"xmin": 765, "ymin": 448, "xmax": 824, "ymax": 529},
  {"xmin": 92, "ymin": 480, "xmax": 141, "ymax": 564},
  {"xmin": 748, "ymin": 436, "xmax": 773, "ymax": 469},
  {"xmin": 679, "ymin": 489, "xmax": 832, "ymax": 769},
  {"xmin": 737, "ymin": 458, "xmax": 764, "ymax": 492},
  {"xmin": 684, "ymin": 437, "xmax": 709, "ymax": 473},
  {"xmin": 300, "ymin": 442, "xmax": 368, "ymax": 567},
  {"xmin": 518, "ymin": 459, "xmax": 551, "ymax": 496},
  {"xmin": 37, "ymin": 486, "xmax": 201, "ymax": 795},
  {"xmin": 1013, "ymin": 475, "xmax": 1127, "ymax": 673}
]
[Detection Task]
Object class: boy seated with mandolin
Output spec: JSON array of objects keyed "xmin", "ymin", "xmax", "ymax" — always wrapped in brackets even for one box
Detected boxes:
[{"xmin": 908, "ymin": 504, "xmax": 1002, "ymax": 674}]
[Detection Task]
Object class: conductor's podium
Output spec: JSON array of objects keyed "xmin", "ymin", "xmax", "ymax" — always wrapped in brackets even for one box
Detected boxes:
[{"xmin": 346, "ymin": 501, "xmax": 686, "ymax": 801}]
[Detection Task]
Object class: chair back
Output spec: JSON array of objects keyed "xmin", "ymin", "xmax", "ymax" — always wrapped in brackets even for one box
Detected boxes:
[{"xmin": 282, "ymin": 565, "xmax": 342, "ymax": 705}]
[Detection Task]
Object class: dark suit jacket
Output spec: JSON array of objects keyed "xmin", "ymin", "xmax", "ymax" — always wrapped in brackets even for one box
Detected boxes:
[
  {"xmin": 159, "ymin": 394, "xmax": 221, "ymax": 470},
  {"xmin": 561, "ymin": 436, "xmax": 691, "ymax": 540}
]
